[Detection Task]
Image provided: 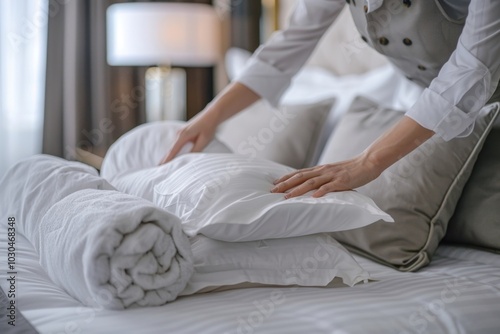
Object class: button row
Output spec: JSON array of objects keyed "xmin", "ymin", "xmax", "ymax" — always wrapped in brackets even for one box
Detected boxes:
[
  {"xmin": 360, "ymin": 36, "xmax": 426, "ymax": 71},
  {"xmin": 352, "ymin": 1, "xmax": 422, "ymax": 73}
]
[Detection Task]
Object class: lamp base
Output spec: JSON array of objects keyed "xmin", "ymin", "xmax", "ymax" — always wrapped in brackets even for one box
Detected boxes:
[{"xmin": 145, "ymin": 66, "xmax": 187, "ymax": 122}]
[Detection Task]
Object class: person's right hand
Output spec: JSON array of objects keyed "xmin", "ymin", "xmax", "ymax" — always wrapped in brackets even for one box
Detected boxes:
[
  {"xmin": 159, "ymin": 82, "xmax": 261, "ymax": 165},
  {"xmin": 159, "ymin": 111, "xmax": 219, "ymax": 165}
]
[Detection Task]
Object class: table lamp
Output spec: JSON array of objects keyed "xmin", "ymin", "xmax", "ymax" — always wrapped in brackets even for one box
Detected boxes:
[{"xmin": 107, "ymin": 2, "xmax": 221, "ymax": 121}]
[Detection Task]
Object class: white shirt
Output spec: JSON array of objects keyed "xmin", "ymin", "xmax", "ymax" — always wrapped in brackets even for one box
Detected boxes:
[{"xmin": 235, "ymin": 0, "xmax": 500, "ymax": 141}]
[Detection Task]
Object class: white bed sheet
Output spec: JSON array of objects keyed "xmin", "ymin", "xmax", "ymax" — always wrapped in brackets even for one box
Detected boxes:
[{"xmin": 1, "ymin": 230, "xmax": 500, "ymax": 334}]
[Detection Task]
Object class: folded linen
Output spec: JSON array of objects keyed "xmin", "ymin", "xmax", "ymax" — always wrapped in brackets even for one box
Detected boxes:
[
  {"xmin": 0, "ymin": 155, "xmax": 115, "ymax": 247},
  {"xmin": 0, "ymin": 154, "xmax": 193, "ymax": 309},
  {"xmin": 39, "ymin": 189, "xmax": 193, "ymax": 309}
]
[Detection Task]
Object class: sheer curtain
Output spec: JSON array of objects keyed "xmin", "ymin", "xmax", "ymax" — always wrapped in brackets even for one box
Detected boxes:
[{"xmin": 0, "ymin": 0, "xmax": 48, "ymax": 177}]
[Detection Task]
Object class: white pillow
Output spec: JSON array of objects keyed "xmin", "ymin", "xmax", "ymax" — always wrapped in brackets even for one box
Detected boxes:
[
  {"xmin": 217, "ymin": 98, "xmax": 333, "ymax": 169},
  {"xmin": 101, "ymin": 121, "xmax": 231, "ymax": 196},
  {"xmin": 181, "ymin": 233, "xmax": 371, "ymax": 295},
  {"xmin": 154, "ymin": 153, "xmax": 393, "ymax": 242}
]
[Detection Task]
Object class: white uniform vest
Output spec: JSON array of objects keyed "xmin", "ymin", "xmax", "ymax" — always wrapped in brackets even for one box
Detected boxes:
[
  {"xmin": 348, "ymin": 0, "xmax": 500, "ymax": 102},
  {"xmin": 348, "ymin": 0, "xmax": 464, "ymax": 87}
]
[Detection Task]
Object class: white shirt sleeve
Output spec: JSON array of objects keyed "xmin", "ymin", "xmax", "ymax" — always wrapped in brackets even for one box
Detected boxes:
[
  {"xmin": 406, "ymin": 0, "xmax": 500, "ymax": 141},
  {"xmin": 234, "ymin": 0, "xmax": 345, "ymax": 107}
]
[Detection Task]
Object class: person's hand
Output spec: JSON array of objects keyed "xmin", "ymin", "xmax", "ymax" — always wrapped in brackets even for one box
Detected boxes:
[
  {"xmin": 159, "ymin": 111, "xmax": 218, "ymax": 165},
  {"xmin": 271, "ymin": 116, "xmax": 436, "ymax": 198},
  {"xmin": 271, "ymin": 154, "xmax": 382, "ymax": 198},
  {"xmin": 159, "ymin": 82, "xmax": 262, "ymax": 165}
]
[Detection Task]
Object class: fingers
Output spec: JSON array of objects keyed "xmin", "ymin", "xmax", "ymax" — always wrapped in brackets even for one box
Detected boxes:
[
  {"xmin": 271, "ymin": 168, "xmax": 324, "ymax": 194},
  {"xmin": 286, "ymin": 175, "xmax": 333, "ymax": 198},
  {"xmin": 312, "ymin": 182, "xmax": 337, "ymax": 198},
  {"xmin": 271, "ymin": 164, "xmax": 357, "ymax": 199},
  {"xmin": 273, "ymin": 167, "xmax": 316, "ymax": 185},
  {"xmin": 159, "ymin": 132, "xmax": 191, "ymax": 165},
  {"xmin": 159, "ymin": 131, "xmax": 213, "ymax": 165}
]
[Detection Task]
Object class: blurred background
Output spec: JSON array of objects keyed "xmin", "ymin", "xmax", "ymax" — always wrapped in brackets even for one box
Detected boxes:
[
  {"xmin": 0, "ymin": 0, "xmax": 292, "ymax": 177},
  {"xmin": 0, "ymin": 0, "xmax": 387, "ymax": 177}
]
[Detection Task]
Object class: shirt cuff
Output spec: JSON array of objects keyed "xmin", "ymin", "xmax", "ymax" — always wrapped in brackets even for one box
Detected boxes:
[
  {"xmin": 234, "ymin": 57, "xmax": 293, "ymax": 108},
  {"xmin": 405, "ymin": 88, "xmax": 476, "ymax": 141}
]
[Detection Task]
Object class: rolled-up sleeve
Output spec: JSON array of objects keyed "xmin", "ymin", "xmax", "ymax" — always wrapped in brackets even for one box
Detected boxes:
[
  {"xmin": 235, "ymin": 0, "xmax": 345, "ymax": 107},
  {"xmin": 406, "ymin": 0, "xmax": 500, "ymax": 141}
]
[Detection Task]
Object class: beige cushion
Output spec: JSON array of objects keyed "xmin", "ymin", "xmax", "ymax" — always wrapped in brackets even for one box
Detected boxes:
[
  {"xmin": 217, "ymin": 98, "xmax": 333, "ymax": 169},
  {"xmin": 444, "ymin": 127, "xmax": 500, "ymax": 252},
  {"xmin": 319, "ymin": 97, "xmax": 499, "ymax": 271}
]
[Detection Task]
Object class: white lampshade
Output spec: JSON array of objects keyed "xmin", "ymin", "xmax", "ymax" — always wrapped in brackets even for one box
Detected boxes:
[{"xmin": 107, "ymin": 3, "xmax": 221, "ymax": 67}]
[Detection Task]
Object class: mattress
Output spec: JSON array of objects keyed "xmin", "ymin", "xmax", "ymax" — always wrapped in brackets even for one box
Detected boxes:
[{"xmin": 1, "ymin": 230, "xmax": 500, "ymax": 334}]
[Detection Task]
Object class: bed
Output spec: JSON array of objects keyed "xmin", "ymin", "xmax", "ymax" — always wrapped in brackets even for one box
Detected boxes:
[
  {"xmin": 2, "ymin": 229, "xmax": 500, "ymax": 334},
  {"xmin": 2, "ymin": 6, "xmax": 500, "ymax": 334}
]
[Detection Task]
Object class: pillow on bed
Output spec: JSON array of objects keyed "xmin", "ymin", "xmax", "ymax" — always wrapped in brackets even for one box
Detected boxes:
[
  {"xmin": 101, "ymin": 120, "xmax": 231, "ymax": 189},
  {"xmin": 444, "ymin": 127, "xmax": 500, "ymax": 252},
  {"xmin": 153, "ymin": 153, "xmax": 392, "ymax": 242},
  {"xmin": 217, "ymin": 98, "xmax": 333, "ymax": 169},
  {"xmin": 319, "ymin": 97, "xmax": 499, "ymax": 271},
  {"xmin": 181, "ymin": 233, "xmax": 371, "ymax": 295}
]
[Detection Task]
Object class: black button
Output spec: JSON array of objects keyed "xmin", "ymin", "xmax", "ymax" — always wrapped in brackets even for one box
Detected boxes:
[
  {"xmin": 379, "ymin": 37, "xmax": 389, "ymax": 46},
  {"xmin": 346, "ymin": 0, "xmax": 350, "ymax": 4},
  {"xmin": 403, "ymin": 38, "xmax": 412, "ymax": 46},
  {"xmin": 403, "ymin": 0, "xmax": 412, "ymax": 8},
  {"xmin": 364, "ymin": 5, "xmax": 368, "ymax": 13},
  {"xmin": 418, "ymin": 65, "xmax": 427, "ymax": 71},
  {"xmin": 361, "ymin": 36, "xmax": 368, "ymax": 43}
]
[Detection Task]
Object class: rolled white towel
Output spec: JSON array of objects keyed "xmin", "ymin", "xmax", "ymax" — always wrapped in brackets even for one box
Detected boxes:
[
  {"xmin": 39, "ymin": 189, "xmax": 193, "ymax": 309},
  {"xmin": 0, "ymin": 154, "xmax": 193, "ymax": 309},
  {"xmin": 0, "ymin": 155, "xmax": 114, "ymax": 248}
]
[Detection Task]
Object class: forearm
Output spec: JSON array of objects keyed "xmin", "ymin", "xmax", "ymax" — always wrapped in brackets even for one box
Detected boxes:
[
  {"xmin": 234, "ymin": 0, "xmax": 344, "ymax": 107},
  {"xmin": 363, "ymin": 116, "xmax": 435, "ymax": 174},
  {"xmin": 271, "ymin": 116, "xmax": 435, "ymax": 198}
]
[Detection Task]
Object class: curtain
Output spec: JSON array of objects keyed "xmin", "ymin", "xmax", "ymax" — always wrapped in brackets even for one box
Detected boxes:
[
  {"xmin": 43, "ymin": 0, "xmax": 216, "ymax": 160},
  {"xmin": 43, "ymin": 0, "xmax": 149, "ymax": 160},
  {"xmin": 0, "ymin": 0, "xmax": 48, "ymax": 177}
]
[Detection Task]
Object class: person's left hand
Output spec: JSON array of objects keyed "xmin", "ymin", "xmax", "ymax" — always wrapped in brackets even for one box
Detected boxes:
[
  {"xmin": 271, "ymin": 116, "xmax": 436, "ymax": 199},
  {"xmin": 270, "ymin": 154, "xmax": 382, "ymax": 198}
]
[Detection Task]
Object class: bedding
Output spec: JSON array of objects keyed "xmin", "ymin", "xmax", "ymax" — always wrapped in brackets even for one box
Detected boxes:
[
  {"xmin": 0, "ymin": 155, "xmax": 114, "ymax": 241},
  {"xmin": 183, "ymin": 233, "xmax": 370, "ymax": 295},
  {"xmin": 101, "ymin": 120, "xmax": 232, "ymax": 185},
  {"xmin": 2, "ymin": 118, "xmax": 500, "ymax": 334},
  {"xmin": 101, "ymin": 122, "xmax": 392, "ymax": 242},
  {"xmin": 153, "ymin": 153, "xmax": 392, "ymax": 242},
  {"xmin": 100, "ymin": 120, "xmax": 231, "ymax": 200},
  {"xmin": 0, "ymin": 155, "xmax": 374, "ymax": 312},
  {"xmin": 0, "ymin": 155, "xmax": 193, "ymax": 309},
  {"xmin": 2, "ymin": 230, "xmax": 500, "ymax": 333},
  {"xmin": 445, "ymin": 127, "xmax": 500, "ymax": 252},
  {"xmin": 38, "ymin": 189, "xmax": 193, "ymax": 309},
  {"xmin": 321, "ymin": 98, "xmax": 500, "ymax": 271}
]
